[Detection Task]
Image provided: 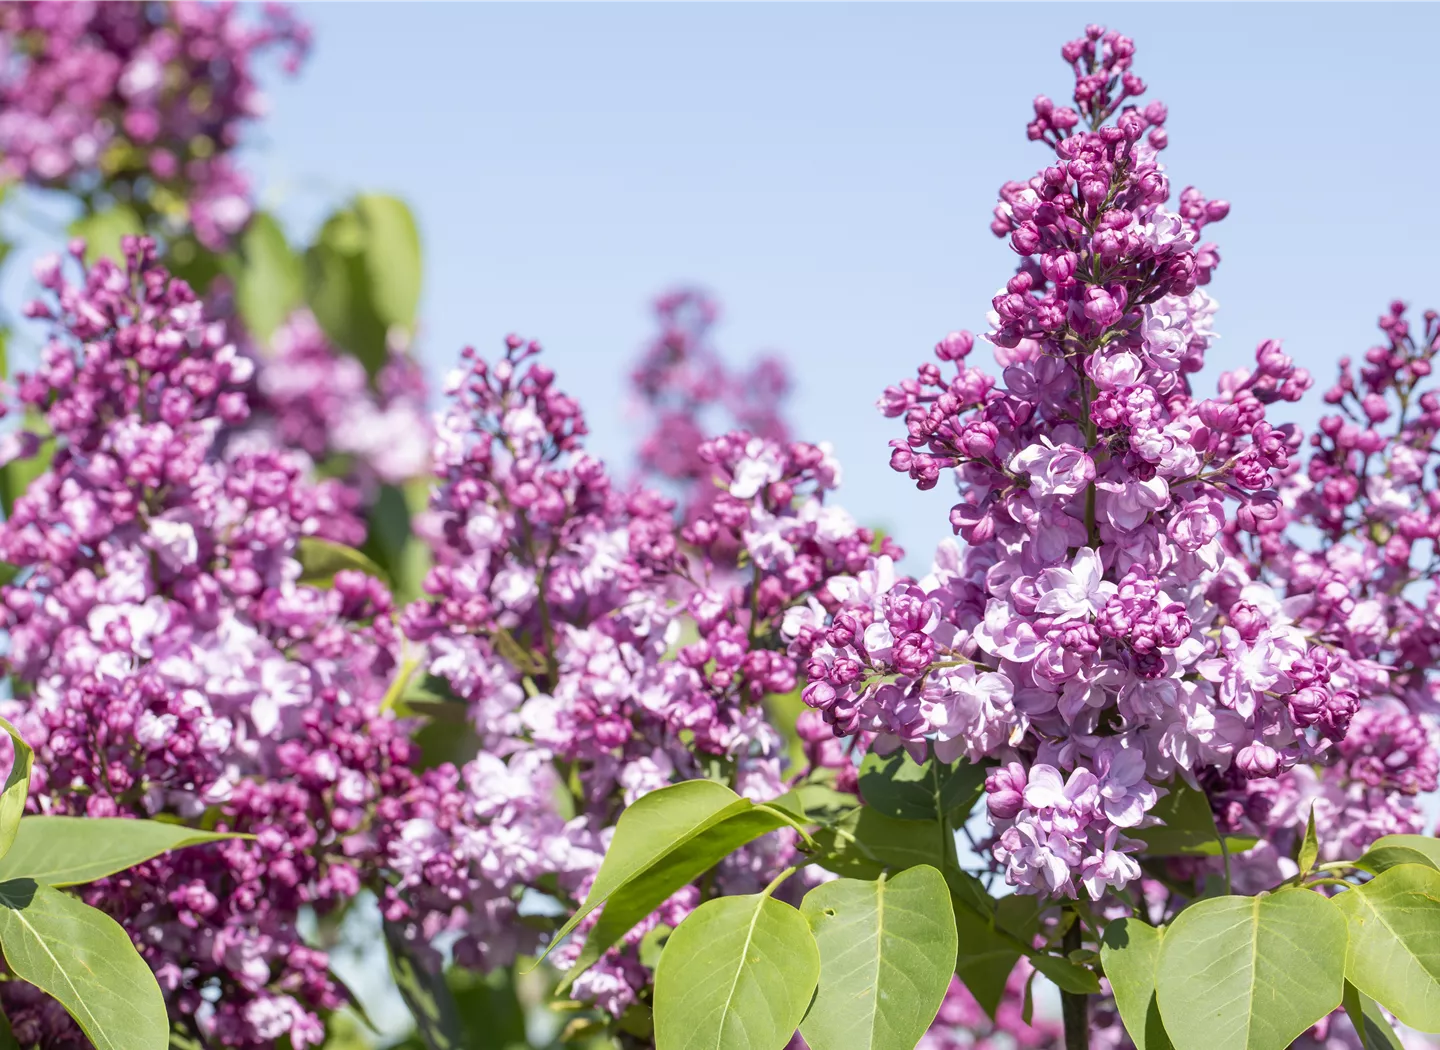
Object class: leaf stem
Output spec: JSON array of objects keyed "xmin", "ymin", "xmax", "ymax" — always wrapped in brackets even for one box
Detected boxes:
[
  {"xmin": 761, "ymin": 866, "xmax": 798, "ymax": 900},
  {"xmin": 1061, "ymin": 907, "xmax": 1090, "ymax": 1050}
]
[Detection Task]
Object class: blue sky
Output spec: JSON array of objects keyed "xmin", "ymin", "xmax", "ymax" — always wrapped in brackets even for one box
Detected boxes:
[{"xmin": 66, "ymin": 5, "xmax": 1440, "ymax": 563}]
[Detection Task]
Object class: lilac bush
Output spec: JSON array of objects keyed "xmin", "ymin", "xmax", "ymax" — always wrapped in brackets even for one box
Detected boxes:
[{"xmin": 0, "ymin": 12, "xmax": 1438, "ymax": 1050}]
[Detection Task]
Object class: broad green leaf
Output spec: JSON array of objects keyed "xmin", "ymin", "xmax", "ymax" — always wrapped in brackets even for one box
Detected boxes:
[
  {"xmin": 384, "ymin": 920, "xmax": 464, "ymax": 1050},
  {"xmin": 1136, "ymin": 781, "xmax": 1257, "ymax": 857},
  {"xmin": 1297, "ymin": 805, "xmax": 1319, "ymax": 876},
  {"xmin": 1343, "ymin": 980, "xmax": 1406, "ymax": 1050},
  {"xmin": 1334, "ymin": 863, "xmax": 1440, "ymax": 1031},
  {"xmin": 355, "ymin": 195, "xmax": 422, "ymax": 335},
  {"xmin": 1154, "ymin": 889, "xmax": 1347, "ymax": 1050},
  {"xmin": 233, "ymin": 213, "xmax": 303, "ymax": 344},
  {"xmin": 296, "ymin": 536, "xmax": 389, "ymax": 588},
  {"xmin": 542, "ymin": 781, "xmax": 806, "ymax": 977},
  {"xmin": 858, "ymin": 749, "xmax": 986, "ymax": 824},
  {"xmin": 552, "ymin": 783, "xmax": 806, "ymax": 985},
  {"xmin": 1100, "ymin": 917, "xmax": 1173, "ymax": 1050},
  {"xmin": 306, "ymin": 209, "xmax": 390, "ymax": 376},
  {"xmin": 363, "ymin": 482, "xmax": 431, "ymax": 604},
  {"xmin": 654, "ymin": 892, "xmax": 819, "ymax": 1050},
  {"xmin": 769, "ymin": 782, "xmax": 860, "ymax": 827},
  {"xmin": 0, "ymin": 879, "xmax": 167, "ymax": 1050},
  {"xmin": 1355, "ymin": 835, "xmax": 1440, "ymax": 875},
  {"xmin": 449, "ymin": 966, "xmax": 529, "ymax": 1050},
  {"xmin": 799, "ymin": 866, "xmax": 957, "ymax": 1050},
  {"xmin": 0, "ymin": 816, "xmax": 241, "ymax": 887},
  {"xmin": 953, "ymin": 899, "xmax": 1022, "ymax": 1019},
  {"xmin": 812, "ymin": 806, "xmax": 947, "ymax": 880},
  {"xmin": 0, "ymin": 716, "xmax": 34, "ymax": 861},
  {"xmin": 1030, "ymin": 952, "xmax": 1101, "ymax": 995},
  {"xmin": 69, "ymin": 205, "xmax": 144, "ymax": 267}
]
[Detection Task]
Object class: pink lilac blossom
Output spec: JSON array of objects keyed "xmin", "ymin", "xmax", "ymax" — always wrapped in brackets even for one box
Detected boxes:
[
  {"xmin": 0, "ymin": 2, "xmax": 309, "ymax": 248},
  {"xmin": 0, "ymin": 238, "xmax": 422, "ymax": 1050},
  {"xmin": 382, "ymin": 334, "xmax": 894, "ymax": 1020},
  {"xmin": 792, "ymin": 23, "xmax": 1413, "ymax": 902},
  {"xmin": 246, "ymin": 308, "xmax": 432, "ymax": 487}
]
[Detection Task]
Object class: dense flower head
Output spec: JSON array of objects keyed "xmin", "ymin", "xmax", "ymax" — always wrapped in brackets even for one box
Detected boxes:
[
  {"xmin": 0, "ymin": 239, "xmax": 419, "ymax": 1049},
  {"xmin": 0, "ymin": 1, "xmax": 308, "ymax": 248},
  {"xmin": 790, "ymin": 24, "xmax": 1439, "ymax": 903},
  {"xmin": 382, "ymin": 332, "xmax": 892, "ymax": 1019}
]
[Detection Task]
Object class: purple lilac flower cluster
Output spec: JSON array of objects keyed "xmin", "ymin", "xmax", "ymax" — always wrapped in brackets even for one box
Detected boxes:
[
  {"xmin": 0, "ymin": 238, "xmax": 424, "ymax": 1050},
  {"xmin": 247, "ymin": 308, "xmax": 432, "ymax": 487},
  {"xmin": 918, "ymin": 968, "xmax": 1063, "ymax": 1050},
  {"xmin": 0, "ymin": 1, "xmax": 308, "ymax": 248},
  {"xmin": 791, "ymin": 24, "xmax": 1389, "ymax": 901},
  {"xmin": 379, "ymin": 335, "xmax": 891, "ymax": 1020},
  {"xmin": 631, "ymin": 289, "xmax": 791, "ymax": 528}
]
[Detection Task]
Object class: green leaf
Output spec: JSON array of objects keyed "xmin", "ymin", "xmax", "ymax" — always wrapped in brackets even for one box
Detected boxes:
[
  {"xmin": 858, "ymin": 749, "xmax": 986, "ymax": 824},
  {"xmin": 1100, "ymin": 917, "xmax": 1174, "ymax": 1050},
  {"xmin": 1355, "ymin": 835, "xmax": 1440, "ymax": 875},
  {"xmin": 1334, "ymin": 862, "xmax": 1440, "ymax": 1032},
  {"xmin": 545, "ymin": 780, "xmax": 809, "ymax": 983},
  {"xmin": 798, "ymin": 865, "xmax": 956, "ymax": 1050},
  {"xmin": 1343, "ymin": 981, "xmax": 1406, "ymax": 1050},
  {"xmin": 384, "ymin": 920, "xmax": 464, "ymax": 1050},
  {"xmin": 952, "ymin": 899, "xmax": 1022, "ymax": 1019},
  {"xmin": 354, "ymin": 195, "xmax": 422, "ymax": 336},
  {"xmin": 0, "ymin": 879, "xmax": 167, "ymax": 1050},
  {"xmin": 295, "ymin": 537, "xmax": 389, "ymax": 588},
  {"xmin": 233, "ymin": 213, "xmax": 303, "ymax": 345},
  {"xmin": 1030, "ymin": 952, "xmax": 1101, "ymax": 995},
  {"xmin": 304, "ymin": 196, "xmax": 422, "ymax": 378},
  {"xmin": 653, "ymin": 892, "xmax": 819, "ymax": 1050},
  {"xmin": 362, "ymin": 482, "xmax": 431, "ymax": 604},
  {"xmin": 0, "ymin": 1002, "xmax": 21, "ymax": 1050},
  {"xmin": 306, "ymin": 211, "xmax": 390, "ymax": 376},
  {"xmin": 0, "ymin": 816, "xmax": 241, "ymax": 887},
  {"xmin": 1297, "ymin": 805, "xmax": 1319, "ymax": 877},
  {"xmin": 1154, "ymin": 889, "xmax": 1348, "ymax": 1050},
  {"xmin": 0, "ymin": 716, "xmax": 34, "ymax": 862},
  {"xmin": 768, "ymin": 781, "xmax": 861, "ymax": 827},
  {"xmin": 449, "ymin": 966, "xmax": 529, "ymax": 1050},
  {"xmin": 1136, "ymin": 781, "xmax": 1257, "ymax": 857},
  {"xmin": 811, "ymin": 806, "xmax": 946, "ymax": 880},
  {"xmin": 69, "ymin": 205, "xmax": 144, "ymax": 267}
]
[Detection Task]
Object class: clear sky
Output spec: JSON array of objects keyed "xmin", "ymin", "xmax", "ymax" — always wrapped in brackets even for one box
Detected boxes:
[{"xmin": 171, "ymin": 3, "xmax": 1440, "ymax": 563}]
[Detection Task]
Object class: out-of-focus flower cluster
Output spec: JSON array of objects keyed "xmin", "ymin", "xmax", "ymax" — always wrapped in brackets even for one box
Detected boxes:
[
  {"xmin": 246, "ymin": 308, "xmax": 431, "ymax": 488},
  {"xmin": 631, "ymin": 289, "xmax": 791, "ymax": 528},
  {"xmin": 0, "ymin": 238, "xmax": 421, "ymax": 1050},
  {"xmin": 0, "ymin": 1, "xmax": 308, "ymax": 248}
]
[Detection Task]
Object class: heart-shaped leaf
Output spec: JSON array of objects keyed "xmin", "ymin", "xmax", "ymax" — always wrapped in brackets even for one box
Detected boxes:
[
  {"xmin": 1101, "ymin": 917, "xmax": 1173, "ymax": 1050},
  {"xmin": 858, "ymin": 750, "xmax": 986, "ymax": 824},
  {"xmin": 654, "ymin": 892, "xmax": 819, "ymax": 1050},
  {"xmin": 799, "ymin": 865, "xmax": 957, "ymax": 1050},
  {"xmin": 1334, "ymin": 863, "xmax": 1440, "ymax": 1032},
  {"xmin": 1155, "ymin": 889, "xmax": 1347, "ymax": 1050}
]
